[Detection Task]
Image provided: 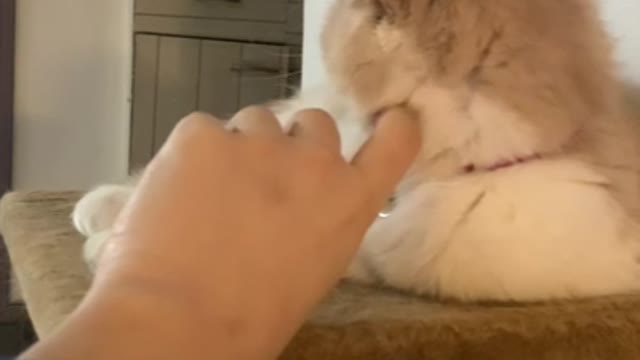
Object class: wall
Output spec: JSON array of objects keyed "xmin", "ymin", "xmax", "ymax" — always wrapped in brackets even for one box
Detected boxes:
[
  {"xmin": 302, "ymin": 1, "xmax": 640, "ymax": 87},
  {"xmin": 301, "ymin": 1, "xmax": 331, "ymax": 88},
  {"xmin": 600, "ymin": 0, "xmax": 640, "ymax": 83},
  {"xmin": 13, "ymin": 1, "xmax": 133, "ymax": 191}
]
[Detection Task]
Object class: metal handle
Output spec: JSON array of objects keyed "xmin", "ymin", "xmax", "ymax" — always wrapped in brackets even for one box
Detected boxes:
[{"xmin": 230, "ymin": 63, "xmax": 282, "ymax": 75}]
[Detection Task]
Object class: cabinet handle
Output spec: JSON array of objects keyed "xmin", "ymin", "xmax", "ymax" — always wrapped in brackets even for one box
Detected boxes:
[{"xmin": 230, "ymin": 63, "xmax": 282, "ymax": 75}]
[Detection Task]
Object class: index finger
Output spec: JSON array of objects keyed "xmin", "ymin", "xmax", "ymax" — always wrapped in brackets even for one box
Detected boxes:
[{"xmin": 351, "ymin": 108, "xmax": 422, "ymax": 202}]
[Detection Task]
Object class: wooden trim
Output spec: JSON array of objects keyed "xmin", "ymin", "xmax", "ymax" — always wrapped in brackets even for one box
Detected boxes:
[{"xmin": 0, "ymin": 0, "xmax": 16, "ymax": 318}]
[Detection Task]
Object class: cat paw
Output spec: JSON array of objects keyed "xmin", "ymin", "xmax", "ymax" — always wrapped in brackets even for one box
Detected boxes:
[
  {"xmin": 344, "ymin": 252, "xmax": 378, "ymax": 284},
  {"xmin": 83, "ymin": 230, "xmax": 112, "ymax": 273},
  {"xmin": 72, "ymin": 185, "xmax": 133, "ymax": 237}
]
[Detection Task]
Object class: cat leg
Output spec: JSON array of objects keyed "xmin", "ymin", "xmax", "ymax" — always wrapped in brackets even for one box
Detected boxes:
[
  {"xmin": 72, "ymin": 184, "xmax": 134, "ymax": 237},
  {"xmin": 72, "ymin": 183, "xmax": 136, "ymax": 271},
  {"xmin": 82, "ymin": 230, "xmax": 113, "ymax": 273}
]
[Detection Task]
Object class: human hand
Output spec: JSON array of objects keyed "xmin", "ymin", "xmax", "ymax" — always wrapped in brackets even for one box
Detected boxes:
[{"xmin": 27, "ymin": 106, "xmax": 420, "ymax": 360}]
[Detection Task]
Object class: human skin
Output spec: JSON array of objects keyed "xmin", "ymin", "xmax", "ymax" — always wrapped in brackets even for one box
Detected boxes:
[{"xmin": 20, "ymin": 106, "xmax": 421, "ymax": 360}]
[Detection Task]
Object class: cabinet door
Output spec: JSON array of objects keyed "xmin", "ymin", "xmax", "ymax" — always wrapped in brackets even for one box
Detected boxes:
[
  {"xmin": 130, "ymin": 35, "xmax": 295, "ymax": 170},
  {"xmin": 198, "ymin": 41, "xmax": 290, "ymax": 117},
  {"xmin": 153, "ymin": 36, "xmax": 201, "ymax": 157},
  {"xmin": 129, "ymin": 34, "xmax": 160, "ymax": 169}
]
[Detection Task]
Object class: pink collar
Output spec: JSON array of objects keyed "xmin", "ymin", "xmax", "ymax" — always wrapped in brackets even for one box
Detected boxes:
[
  {"xmin": 463, "ymin": 154, "xmax": 541, "ymax": 174},
  {"xmin": 379, "ymin": 153, "xmax": 540, "ymax": 219}
]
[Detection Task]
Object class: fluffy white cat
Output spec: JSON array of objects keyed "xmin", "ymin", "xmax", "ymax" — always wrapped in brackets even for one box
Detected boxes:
[{"xmin": 73, "ymin": 0, "xmax": 640, "ymax": 302}]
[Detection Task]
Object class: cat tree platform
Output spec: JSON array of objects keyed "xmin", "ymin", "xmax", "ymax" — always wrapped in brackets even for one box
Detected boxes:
[{"xmin": 2, "ymin": 191, "xmax": 640, "ymax": 359}]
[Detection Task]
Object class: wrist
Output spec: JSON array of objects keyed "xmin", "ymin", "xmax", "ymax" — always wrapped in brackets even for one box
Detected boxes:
[
  {"xmin": 21, "ymin": 281, "xmax": 213, "ymax": 359},
  {"xmin": 21, "ymin": 269, "xmax": 288, "ymax": 360},
  {"xmin": 93, "ymin": 247, "xmax": 310, "ymax": 359}
]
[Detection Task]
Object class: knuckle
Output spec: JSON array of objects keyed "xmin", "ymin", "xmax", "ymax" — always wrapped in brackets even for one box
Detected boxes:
[
  {"xmin": 299, "ymin": 108, "xmax": 334, "ymax": 123},
  {"xmin": 251, "ymin": 137, "xmax": 282, "ymax": 156},
  {"xmin": 307, "ymin": 146, "xmax": 341, "ymax": 169},
  {"xmin": 236, "ymin": 105, "xmax": 277, "ymax": 120},
  {"xmin": 182, "ymin": 111, "xmax": 218, "ymax": 124},
  {"xmin": 175, "ymin": 112, "xmax": 218, "ymax": 135}
]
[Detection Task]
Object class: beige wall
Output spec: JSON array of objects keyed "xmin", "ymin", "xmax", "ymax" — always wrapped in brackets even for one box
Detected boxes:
[
  {"xmin": 13, "ymin": 1, "xmax": 133, "ymax": 191},
  {"xmin": 601, "ymin": 0, "xmax": 640, "ymax": 83},
  {"xmin": 10, "ymin": 0, "xmax": 133, "ymax": 302},
  {"xmin": 302, "ymin": 1, "xmax": 331, "ymax": 88}
]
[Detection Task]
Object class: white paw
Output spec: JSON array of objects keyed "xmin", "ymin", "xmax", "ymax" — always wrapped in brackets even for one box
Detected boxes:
[
  {"xmin": 344, "ymin": 250, "xmax": 378, "ymax": 284},
  {"xmin": 72, "ymin": 185, "xmax": 133, "ymax": 237},
  {"xmin": 83, "ymin": 230, "xmax": 112, "ymax": 273}
]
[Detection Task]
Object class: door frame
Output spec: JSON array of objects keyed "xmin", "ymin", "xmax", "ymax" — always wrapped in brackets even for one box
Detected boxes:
[{"xmin": 0, "ymin": 0, "xmax": 16, "ymax": 318}]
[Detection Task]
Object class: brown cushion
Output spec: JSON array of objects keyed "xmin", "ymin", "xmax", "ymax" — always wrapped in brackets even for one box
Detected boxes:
[{"xmin": 2, "ymin": 191, "xmax": 640, "ymax": 360}]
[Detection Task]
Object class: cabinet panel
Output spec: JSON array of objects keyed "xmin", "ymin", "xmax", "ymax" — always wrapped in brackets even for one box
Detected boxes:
[
  {"xmin": 238, "ymin": 44, "xmax": 289, "ymax": 107},
  {"xmin": 135, "ymin": 0, "xmax": 287, "ymax": 23},
  {"xmin": 129, "ymin": 36, "xmax": 298, "ymax": 170},
  {"xmin": 130, "ymin": 34, "xmax": 159, "ymax": 170},
  {"xmin": 154, "ymin": 36, "xmax": 201, "ymax": 152},
  {"xmin": 199, "ymin": 41, "xmax": 242, "ymax": 118}
]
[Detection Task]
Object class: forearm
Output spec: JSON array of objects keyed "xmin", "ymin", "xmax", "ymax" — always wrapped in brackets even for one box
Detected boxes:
[{"xmin": 19, "ymin": 275, "xmax": 291, "ymax": 360}]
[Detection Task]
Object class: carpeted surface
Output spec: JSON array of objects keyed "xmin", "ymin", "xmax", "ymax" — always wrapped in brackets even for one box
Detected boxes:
[{"xmin": 2, "ymin": 191, "xmax": 640, "ymax": 359}]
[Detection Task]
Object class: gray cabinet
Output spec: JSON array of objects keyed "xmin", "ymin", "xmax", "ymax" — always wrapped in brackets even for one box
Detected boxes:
[{"xmin": 129, "ymin": 0, "xmax": 302, "ymax": 170}]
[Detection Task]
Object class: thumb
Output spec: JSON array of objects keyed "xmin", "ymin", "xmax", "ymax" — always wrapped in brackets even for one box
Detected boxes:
[{"xmin": 351, "ymin": 107, "xmax": 422, "ymax": 203}]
